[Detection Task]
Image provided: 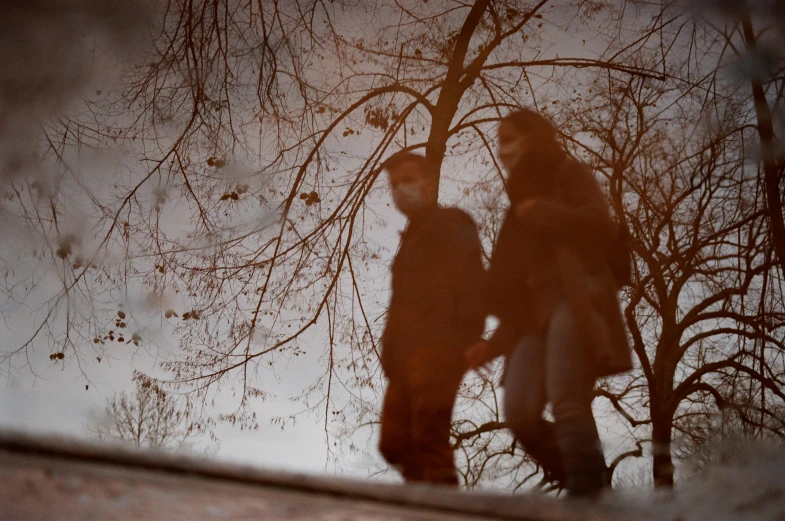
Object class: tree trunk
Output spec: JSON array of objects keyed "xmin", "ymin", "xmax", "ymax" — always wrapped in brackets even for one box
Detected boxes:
[
  {"xmin": 425, "ymin": 0, "xmax": 490, "ymax": 186},
  {"xmin": 651, "ymin": 417, "xmax": 674, "ymax": 487},
  {"xmin": 741, "ymin": 16, "xmax": 785, "ymax": 278}
]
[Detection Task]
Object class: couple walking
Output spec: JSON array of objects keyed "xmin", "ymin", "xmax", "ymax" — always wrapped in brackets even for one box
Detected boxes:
[{"xmin": 377, "ymin": 108, "xmax": 631, "ymax": 498}]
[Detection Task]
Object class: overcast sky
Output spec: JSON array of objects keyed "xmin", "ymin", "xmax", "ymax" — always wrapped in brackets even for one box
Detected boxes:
[
  {"xmin": 0, "ymin": 0, "xmax": 371, "ymax": 478},
  {"xmin": 0, "ymin": 0, "xmax": 749, "ymax": 488},
  {"xmin": 0, "ymin": 0, "xmax": 644, "ymax": 486}
]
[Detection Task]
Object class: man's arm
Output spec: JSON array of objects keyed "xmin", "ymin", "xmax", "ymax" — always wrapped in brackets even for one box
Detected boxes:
[{"xmin": 441, "ymin": 209, "xmax": 487, "ymax": 320}]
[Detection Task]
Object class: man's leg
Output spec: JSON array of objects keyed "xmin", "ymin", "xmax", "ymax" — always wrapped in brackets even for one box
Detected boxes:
[
  {"xmin": 546, "ymin": 301, "xmax": 607, "ymax": 497},
  {"xmin": 408, "ymin": 347, "xmax": 465, "ymax": 486},
  {"xmin": 503, "ymin": 335, "xmax": 565, "ymax": 485},
  {"xmin": 378, "ymin": 377, "xmax": 421, "ymax": 482}
]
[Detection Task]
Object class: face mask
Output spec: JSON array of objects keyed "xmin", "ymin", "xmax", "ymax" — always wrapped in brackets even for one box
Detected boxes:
[
  {"xmin": 498, "ymin": 135, "xmax": 532, "ymax": 171},
  {"xmin": 498, "ymin": 142, "xmax": 523, "ymax": 171},
  {"xmin": 392, "ymin": 184, "xmax": 426, "ymax": 213}
]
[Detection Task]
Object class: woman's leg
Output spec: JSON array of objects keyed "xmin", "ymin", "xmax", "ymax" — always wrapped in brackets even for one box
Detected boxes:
[
  {"xmin": 503, "ymin": 334, "xmax": 565, "ymax": 484},
  {"xmin": 546, "ymin": 302, "xmax": 607, "ymax": 496}
]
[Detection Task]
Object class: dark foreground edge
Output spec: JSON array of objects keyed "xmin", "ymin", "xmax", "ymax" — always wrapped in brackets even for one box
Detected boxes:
[{"xmin": 0, "ymin": 429, "xmax": 625, "ymax": 521}]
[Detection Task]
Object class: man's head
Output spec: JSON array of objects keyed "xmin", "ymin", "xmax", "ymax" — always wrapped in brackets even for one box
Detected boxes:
[
  {"xmin": 383, "ymin": 151, "xmax": 438, "ymax": 217},
  {"xmin": 497, "ymin": 109, "xmax": 559, "ymax": 171}
]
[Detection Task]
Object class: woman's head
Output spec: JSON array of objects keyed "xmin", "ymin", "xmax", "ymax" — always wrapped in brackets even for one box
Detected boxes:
[{"xmin": 498, "ymin": 109, "xmax": 559, "ymax": 171}]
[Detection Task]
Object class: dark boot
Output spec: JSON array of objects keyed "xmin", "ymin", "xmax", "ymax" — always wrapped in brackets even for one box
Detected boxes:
[
  {"xmin": 555, "ymin": 418, "xmax": 607, "ymax": 498},
  {"xmin": 516, "ymin": 419, "xmax": 566, "ymax": 486}
]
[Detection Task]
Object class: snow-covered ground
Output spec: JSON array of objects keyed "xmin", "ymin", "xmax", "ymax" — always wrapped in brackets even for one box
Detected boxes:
[{"xmin": 602, "ymin": 441, "xmax": 785, "ymax": 521}]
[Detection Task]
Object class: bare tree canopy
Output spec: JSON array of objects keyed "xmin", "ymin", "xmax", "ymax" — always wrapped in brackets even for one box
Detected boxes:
[
  {"xmin": 91, "ymin": 372, "xmax": 214, "ymax": 451},
  {"xmin": 1, "ymin": 0, "xmax": 783, "ymax": 489}
]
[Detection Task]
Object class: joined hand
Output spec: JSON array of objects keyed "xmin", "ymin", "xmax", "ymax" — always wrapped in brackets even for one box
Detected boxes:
[{"xmin": 464, "ymin": 340, "xmax": 494, "ymax": 370}]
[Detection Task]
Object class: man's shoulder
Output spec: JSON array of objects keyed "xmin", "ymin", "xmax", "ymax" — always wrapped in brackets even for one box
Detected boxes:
[
  {"xmin": 434, "ymin": 207, "xmax": 480, "ymax": 248},
  {"xmin": 436, "ymin": 206, "xmax": 477, "ymax": 229}
]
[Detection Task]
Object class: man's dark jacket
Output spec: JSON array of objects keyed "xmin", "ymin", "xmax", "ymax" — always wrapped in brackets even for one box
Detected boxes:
[{"xmin": 381, "ymin": 206, "xmax": 485, "ymax": 377}]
